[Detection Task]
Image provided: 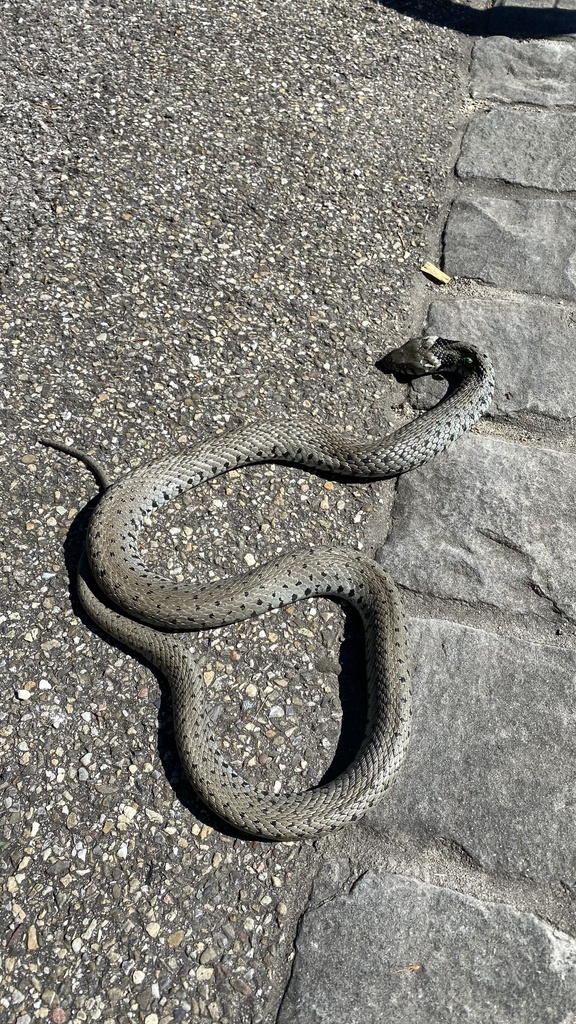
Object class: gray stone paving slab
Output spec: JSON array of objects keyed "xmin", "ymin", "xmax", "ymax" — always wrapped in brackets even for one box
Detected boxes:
[
  {"xmin": 424, "ymin": 296, "xmax": 575, "ymax": 421},
  {"xmin": 380, "ymin": 436, "xmax": 576, "ymax": 626},
  {"xmin": 471, "ymin": 37, "xmax": 576, "ymax": 105},
  {"xmin": 457, "ymin": 109, "xmax": 576, "ymax": 191},
  {"xmin": 370, "ymin": 619, "xmax": 576, "ymax": 880},
  {"xmin": 278, "ymin": 871, "xmax": 576, "ymax": 1024},
  {"xmin": 444, "ymin": 196, "xmax": 576, "ymax": 300}
]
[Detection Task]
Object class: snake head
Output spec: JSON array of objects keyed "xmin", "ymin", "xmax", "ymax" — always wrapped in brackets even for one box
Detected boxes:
[{"xmin": 379, "ymin": 335, "xmax": 444, "ymax": 377}]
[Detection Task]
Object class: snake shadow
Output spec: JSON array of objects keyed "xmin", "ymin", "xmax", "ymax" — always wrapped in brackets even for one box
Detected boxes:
[
  {"xmin": 59, "ymin": 499, "xmax": 229, "ymax": 833},
  {"xmin": 59, "ymin": 499, "xmax": 371, "ymax": 844},
  {"xmin": 374, "ymin": 0, "xmax": 576, "ymax": 38}
]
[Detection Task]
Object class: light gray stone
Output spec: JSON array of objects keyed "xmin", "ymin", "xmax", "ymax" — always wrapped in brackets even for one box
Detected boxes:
[
  {"xmin": 371, "ymin": 619, "xmax": 576, "ymax": 880},
  {"xmin": 278, "ymin": 871, "xmax": 576, "ymax": 1024},
  {"xmin": 471, "ymin": 37, "xmax": 576, "ymax": 106},
  {"xmin": 457, "ymin": 109, "xmax": 576, "ymax": 191},
  {"xmin": 425, "ymin": 296, "xmax": 575, "ymax": 420},
  {"xmin": 380, "ymin": 436, "xmax": 576, "ymax": 624},
  {"xmin": 444, "ymin": 196, "xmax": 576, "ymax": 300}
]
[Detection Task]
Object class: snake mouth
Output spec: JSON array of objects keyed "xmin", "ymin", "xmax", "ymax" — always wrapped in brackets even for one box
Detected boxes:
[
  {"xmin": 377, "ymin": 335, "xmax": 475, "ymax": 380},
  {"xmin": 378, "ymin": 334, "xmax": 445, "ymax": 378}
]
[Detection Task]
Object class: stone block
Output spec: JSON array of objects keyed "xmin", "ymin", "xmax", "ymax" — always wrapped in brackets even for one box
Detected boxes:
[
  {"xmin": 444, "ymin": 196, "xmax": 576, "ymax": 300},
  {"xmin": 380, "ymin": 436, "xmax": 576, "ymax": 624},
  {"xmin": 370, "ymin": 619, "xmax": 576, "ymax": 881},
  {"xmin": 471, "ymin": 37, "xmax": 576, "ymax": 105},
  {"xmin": 278, "ymin": 871, "xmax": 576, "ymax": 1023},
  {"xmin": 457, "ymin": 109, "xmax": 576, "ymax": 191},
  {"xmin": 424, "ymin": 296, "xmax": 575, "ymax": 421}
]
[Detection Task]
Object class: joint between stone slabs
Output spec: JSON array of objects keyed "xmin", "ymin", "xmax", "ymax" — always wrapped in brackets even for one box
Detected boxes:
[
  {"xmin": 482, "ymin": 420, "xmax": 576, "ymax": 458},
  {"xmin": 332, "ymin": 827, "xmax": 576, "ymax": 917},
  {"xmin": 436, "ymin": 283, "xmax": 576, "ymax": 321},
  {"xmin": 426, "ymin": 280, "xmax": 576, "ymax": 317}
]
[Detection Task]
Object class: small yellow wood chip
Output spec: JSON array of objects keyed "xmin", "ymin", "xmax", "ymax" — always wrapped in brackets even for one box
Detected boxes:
[{"xmin": 421, "ymin": 261, "xmax": 451, "ymax": 284}]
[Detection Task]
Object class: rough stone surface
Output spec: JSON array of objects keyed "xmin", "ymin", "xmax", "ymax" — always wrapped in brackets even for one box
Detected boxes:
[
  {"xmin": 471, "ymin": 37, "xmax": 576, "ymax": 105},
  {"xmin": 424, "ymin": 295, "xmax": 575, "ymax": 421},
  {"xmin": 379, "ymin": 436, "xmax": 576, "ymax": 626},
  {"xmin": 457, "ymin": 109, "xmax": 576, "ymax": 191},
  {"xmin": 444, "ymin": 196, "xmax": 576, "ymax": 300},
  {"xmin": 278, "ymin": 871, "xmax": 576, "ymax": 1024},
  {"xmin": 370, "ymin": 619, "xmax": 576, "ymax": 880}
]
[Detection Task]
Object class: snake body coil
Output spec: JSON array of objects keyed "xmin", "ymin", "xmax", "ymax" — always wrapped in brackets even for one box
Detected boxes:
[{"xmin": 43, "ymin": 336, "xmax": 494, "ymax": 840}]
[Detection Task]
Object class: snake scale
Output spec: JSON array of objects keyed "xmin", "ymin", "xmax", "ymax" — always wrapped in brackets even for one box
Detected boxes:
[{"xmin": 41, "ymin": 335, "xmax": 494, "ymax": 840}]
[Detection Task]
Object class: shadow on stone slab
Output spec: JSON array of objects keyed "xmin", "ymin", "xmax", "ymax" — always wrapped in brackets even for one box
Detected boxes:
[{"xmin": 374, "ymin": 0, "xmax": 576, "ymax": 38}]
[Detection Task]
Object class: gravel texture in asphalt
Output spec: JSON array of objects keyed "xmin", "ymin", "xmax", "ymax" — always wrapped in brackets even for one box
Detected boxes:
[{"xmin": 1, "ymin": 1, "xmax": 486, "ymax": 1022}]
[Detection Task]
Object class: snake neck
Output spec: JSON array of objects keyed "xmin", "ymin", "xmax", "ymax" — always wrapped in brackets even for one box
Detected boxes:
[
  {"xmin": 374, "ymin": 341, "xmax": 495, "ymax": 472},
  {"xmin": 85, "ymin": 339, "xmax": 494, "ymax": 614}
]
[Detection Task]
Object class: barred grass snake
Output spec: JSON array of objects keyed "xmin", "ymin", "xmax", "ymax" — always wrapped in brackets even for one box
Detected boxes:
[{"xmin": 41, "ymin": 335, "xmax": 494, "ymax": 840}]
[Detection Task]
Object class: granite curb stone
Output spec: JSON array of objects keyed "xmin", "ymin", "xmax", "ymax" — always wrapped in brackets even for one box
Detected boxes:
[
  {"xmin": 278, "ymin": 872, "xmax": 576, "ymax": 1024},
  {"xmin": 471, "ymin": 37, "xmax": 576, "ymax": 105},
  {"xmin": 424, "ymin": 295, "xmax": 575, "ymax": 420},
  {"xmin": 380, "ymin": 435, "xmax": 576, "ymax": 624},
  {"xmin": 457, "ymin": 108, "xmax": 576, "ymax": 191},
  {"xmin": 370, "ymin": 618, "xmax": 576, "ymax": 880},
  {"xmin": 444, "ymin": 196, "xmax": 576, "ymax": 300}
]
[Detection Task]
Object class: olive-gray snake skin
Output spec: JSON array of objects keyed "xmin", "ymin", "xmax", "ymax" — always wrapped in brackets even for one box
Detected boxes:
[{"xmin": 41, "ymin": 335, "xmax": 494, "ymax": 840}]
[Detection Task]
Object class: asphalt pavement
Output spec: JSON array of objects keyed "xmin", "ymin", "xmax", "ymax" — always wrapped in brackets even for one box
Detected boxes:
[{"xmin": 2, "ymin": 1, "xmax": 575, "ymax": 1022}]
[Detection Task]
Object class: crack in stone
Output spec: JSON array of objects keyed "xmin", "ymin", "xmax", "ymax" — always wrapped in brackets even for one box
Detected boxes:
[
  {"xmin": 477, "ymin": 526, "xmax": 528, "ymax": 559},
  {"xmin": 528, "ymin": 579, "xmax": 575, "ymax": 626}
]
